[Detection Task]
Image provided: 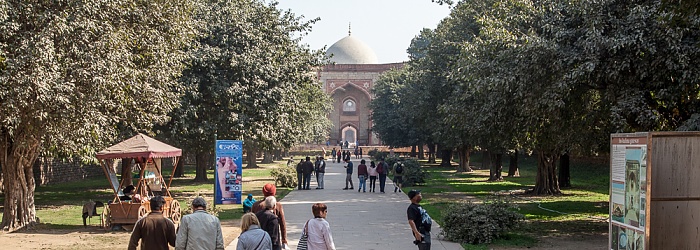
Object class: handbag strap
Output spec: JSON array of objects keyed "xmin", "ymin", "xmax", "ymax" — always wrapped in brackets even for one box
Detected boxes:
[
  {"xmin": 253, "ymin": 231, "xmax": 266, "ymax": 249},
  {"xmin": 302, "ymin": 219, "xmax": 310, "ymax": 235}
]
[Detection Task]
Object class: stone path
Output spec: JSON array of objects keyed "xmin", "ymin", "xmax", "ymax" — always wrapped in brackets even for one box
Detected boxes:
[{"xmin": 226, "ymin": 157, "xmax": 463, "ymax": 250}]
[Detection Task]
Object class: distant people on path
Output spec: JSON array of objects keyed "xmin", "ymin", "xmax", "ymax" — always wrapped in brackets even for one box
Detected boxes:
[
  {"xmin": 368, "ymin": 161, "xmax": 378, "ymax": 192},
  {"xmin": 302, "ymin": 156, "xmax": 314, "ymax": 190},
  {"xmin": 343, "ymin": 150, "xmax": 351, "ymax": 162},
  {"xmin": 407, "ymin": 190, "xmax": 432, "ymax": 250},
  {"xmin": 176, "ymin": 197, "xmax": 224, "ymax": 250},
  {"xmin": 305, "ymin": 203, "xmax": 336, "ymax": 250},
  {"xmin": 296, "ymin": 159, "xmax": 304, "ymax": 190},
  {"xmin": 342, "ymin": 158, "xmax": 354, "ymax": 190},
  {"xmin": 243, "ymin": 194, "xmax": 256, "ymax": 213},
  {"xmin": 316, "ymin": 156, "xmax": 326, "ymax": 189},
  {"xmin": 354, "ymin": 147, "xmax": 359, "ymax": 159},
  {"xmin": 359, "ymin": 147, "xmax": 363, "ymax": 158},
  {"xmin": 236, "ymin": 212, "xmax": 272, "ymax": 250},
  {"xmin": 357, "ymin": 159, "xmax": 368, "ymax": 192},
  {"xmin": 344, "ymin": 140, "xmax": 349, "ymax": 149},
  {"xmin": 378, "ymin": 158, "xmax": 388, "ymax": 193},
  {"xmin": 393, "ymin": 160, "xmax": 404, "ymax": 193},
  {"xmin": 331, "ymin": 148, "xmax": 336, "ymax": 161},
  {"xmin": 128, "ymin": 195, "xmax": 176, "ymax": 250},
  {"xmin": 255, "ymin": 196, "xmax": 282, "ymax": 250},
  {"xmin": 336, "ymin": 150, "xmax": 341, "ymax": 163},
  {"xmin": 251, "ymin": 184, "xmax": 288, "ymax": 248}
]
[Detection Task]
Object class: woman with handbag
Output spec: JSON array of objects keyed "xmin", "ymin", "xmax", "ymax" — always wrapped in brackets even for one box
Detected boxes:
[
  {"xmin": 299, "ymin": 203, "xmax": 335, "ymax": 250},
  {"xmin": 236, "ymin": 213, "xmax": 272, "ymax": 250}
]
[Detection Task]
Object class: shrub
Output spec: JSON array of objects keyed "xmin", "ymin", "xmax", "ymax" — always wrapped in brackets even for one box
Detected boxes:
[
  {"xmin": 368, "ymin": 149, "xmax": 388, "ymax": 161},
  {"xmin": 181, "ymin": 197, "xmax": 223, "ymax": 216},
  {"xmin": 441, "ymin": 197, "xmax": 524, "ymax": 244},
  {"xmin": 386, "ymin": 156, "xmax": 427, "ymax": 186},
  {"xmin": 271, "ymin": 165, "xmax": 298, "ymax": 188}
]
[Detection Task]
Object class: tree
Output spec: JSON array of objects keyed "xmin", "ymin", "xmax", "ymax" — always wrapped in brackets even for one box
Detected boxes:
[
  {"xmin": 161, "ymin": 0, "xmax": 330, "ymax": 178},
  {"xmin": 0, "ymin": 0, "xmax": 198, "ymax": 231}
]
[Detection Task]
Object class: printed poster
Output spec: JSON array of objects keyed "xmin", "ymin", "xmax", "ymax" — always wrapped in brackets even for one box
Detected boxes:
[
  {"xmin": 610, "ymin": 135, "xmax": 647, "ymax": 250},
  {"xmin": 215, "ymin": 140, "xmax": 243, "ymax": 204}
]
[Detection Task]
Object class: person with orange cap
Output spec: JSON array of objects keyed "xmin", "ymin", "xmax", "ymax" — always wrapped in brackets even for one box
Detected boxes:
[{"xmin": 251, "ymin": 183, "xmax": 289, "ymax": 249}]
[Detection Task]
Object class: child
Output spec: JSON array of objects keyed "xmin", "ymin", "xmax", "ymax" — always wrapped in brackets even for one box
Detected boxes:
[{"xmin": 243, "ymin": 193, "xmax": 256, "ymax": 213}]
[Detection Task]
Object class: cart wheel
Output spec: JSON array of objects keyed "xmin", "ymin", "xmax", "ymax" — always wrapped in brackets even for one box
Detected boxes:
[
  {"xmin": 138, "ymin": 206, "xmax": 148, "ymax": 219},
  {"xmin": 170, "ymin": 200, "xmax": 181, "ymax": 224},
  {"xmin": 101, "ymin": 206, "xmax": 111, "ymax": 230}
]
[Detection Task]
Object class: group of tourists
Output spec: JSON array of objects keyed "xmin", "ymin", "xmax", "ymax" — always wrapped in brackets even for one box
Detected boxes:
[
  {"xmin": 295, "ymin": 156, "xmax": 327, "ymax": 190},
  {"xmin": 330, "ymin": 147, "xmax": 357, "ymax": 164},
  {"xmin": 343, "ymin": 158, "xmax": 405, "ymax": 193}
]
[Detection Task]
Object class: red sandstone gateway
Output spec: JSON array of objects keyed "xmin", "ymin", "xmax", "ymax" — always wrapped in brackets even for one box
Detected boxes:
[{"xmin": 95, "ymin": 133, "xmax": 182, "ymax": 230}]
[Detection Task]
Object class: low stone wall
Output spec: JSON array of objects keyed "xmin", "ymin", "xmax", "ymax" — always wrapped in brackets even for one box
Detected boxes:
[{"xmin": 33, "ymin": 157, "xmax": 104, "ymax": 185}]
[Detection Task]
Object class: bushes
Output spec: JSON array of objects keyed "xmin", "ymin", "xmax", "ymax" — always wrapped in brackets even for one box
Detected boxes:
[
  {"xmin": 385, "ymin": 157, "xmax": 427, "ymax": 186},
  {"xmin": 368, "ymin": 148, "xmax": 388, "ymax": 161},
  {"xmin": 271, "ymin": 166, "xmax": 297, "ymax": 188},
  {"xmin": 441, "ymin": 198, "xmax": 524, "ymax": 244}
]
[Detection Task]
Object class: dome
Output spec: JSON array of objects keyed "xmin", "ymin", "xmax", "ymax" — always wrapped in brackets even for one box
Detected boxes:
[{"xmin": 325, "ymin": 35, "xmax": 378, "ymax": 64}]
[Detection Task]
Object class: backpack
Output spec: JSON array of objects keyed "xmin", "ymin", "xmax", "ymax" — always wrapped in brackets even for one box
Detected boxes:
[
  {"xmin": 377, "ymin": 163, "xmax": 384, "ymax": 174},
  {"xmin": 395, "ymin": 164, "xmax": 404, "ymax": 174}
]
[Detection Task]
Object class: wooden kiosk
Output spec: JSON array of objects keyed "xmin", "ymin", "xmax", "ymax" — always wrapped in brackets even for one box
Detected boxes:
[
  {"xmin": 610, "ymin": 132, "xmax": 700, "ymax": 249},
  {"xmin": 96, "ymin": 133, "xmax": 182, "ymax": 230}
]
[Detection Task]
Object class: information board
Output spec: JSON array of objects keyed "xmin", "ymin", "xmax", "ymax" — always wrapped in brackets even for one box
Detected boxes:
[
  {"xmin": 214, "ymin": 140, "xmax": 243, "ymax": 204},
  {"xmin": 610, "ymin": 135, "xmax": 647, "ymax": 250}
]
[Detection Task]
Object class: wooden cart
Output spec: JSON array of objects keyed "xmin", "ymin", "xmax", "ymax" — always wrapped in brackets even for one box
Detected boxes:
[{"xmin": 96, "ymin": 133, "xmax": 182, "ymax": 230}]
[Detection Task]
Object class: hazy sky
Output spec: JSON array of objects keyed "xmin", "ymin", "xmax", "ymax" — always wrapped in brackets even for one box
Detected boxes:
[{"xmin": 276, "ymin": 0, "xmax": 451, "ymax": 63}]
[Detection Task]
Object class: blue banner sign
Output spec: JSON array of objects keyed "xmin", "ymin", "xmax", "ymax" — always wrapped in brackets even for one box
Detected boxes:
[{"xmin": 215, "ymin": 140, "xmax": 243, "ymax": 204}]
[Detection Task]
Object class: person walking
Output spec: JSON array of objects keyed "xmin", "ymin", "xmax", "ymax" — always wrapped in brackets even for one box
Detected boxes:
[
  {"xmin": 128, "ymin": 196, "xmax": 176, "ymax": 250},
  {"xmin": 336, "ymin": 150, "xmax": 341, "ymax": 163},
  {"xmin": 236, "ymin": 213, "xmax": 272, "ymax": 250},
  {"xmin": 296, "ymin": 159, "xmax": 304, "ymax": 190},
  {"xmin": 176, "ymin": 197, "xmax": 224, "ymax": 250},
  {"xmin": 354, "ymin": 147, "xmax": 359, "ymax": 159},
  {"xmin": 331, "ymin": 148, "xmax": 336, "ymax": 161},
  {"xmin": 304, "ymin": 203, "xmax": 336, "ymax": 250},
  {"xmin": 302, "ymin": 156, "xmax": 314, "ymax": 190},
  {"xmin": 342, "ymin": 158, "xmax": 354, "ymax": 190},
  {"xmin": 367, "ymin": 161, "xmax": 378, "ymax": 192},
  {"xmin": 359, "ymin": 147, "xmax": 363, "ymax": 158},
  {"xmin": 357, "ymin": 159, "xmax": 368, "ymax": 193},
  {"xmin": 407, "ymin": 190, "xmax": 432, "ymax": 250},
  {"xmin": 255, "ymin": 196, "xmax": 282, "ymax": 250},
  {"xmin": 316, "ymin": 157, "xmax": 326, "ymax": 189},
  {"xmin": 378, "ymin": 158, "xmax": 388, "ymax": 193},
  {"xmin": 251, "ymin": 184, "xmax": 288, "ymax": 249},
  {"xmin": 393, "ymin": 160, "xmax": 405, "ymax": 193}
]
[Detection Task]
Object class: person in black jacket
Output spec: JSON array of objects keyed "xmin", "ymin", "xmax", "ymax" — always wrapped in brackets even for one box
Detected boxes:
[
  {"xmin": 296, "ymin": 159, "xmax": 304, "ymax": 190},
  {"xmin": 315, "ymin": 157, "xmax": 326, "ymax": 189},
  {"xmin": 302, "ymin": 156, "xmax": 314, "ymax": 190},
  {"xmin": 255, "ymin": 196, "xmax": 281, "ymax": 250}
]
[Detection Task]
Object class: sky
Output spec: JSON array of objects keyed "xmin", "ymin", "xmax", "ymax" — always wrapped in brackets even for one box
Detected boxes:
[{"xmin": 276, "ymin": 0, "xmax": 452, "ymax": 63}]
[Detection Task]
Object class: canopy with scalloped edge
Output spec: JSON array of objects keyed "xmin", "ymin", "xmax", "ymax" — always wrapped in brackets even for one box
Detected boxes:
[{"xmin": 96, "ymin": 133, "xmax": 181, "ymax": 159}]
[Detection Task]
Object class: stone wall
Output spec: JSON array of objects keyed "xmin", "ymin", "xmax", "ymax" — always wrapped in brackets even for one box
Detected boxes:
[{"xmin": 33, "ymin": 157, "xmax": 105, "ymax": 186}]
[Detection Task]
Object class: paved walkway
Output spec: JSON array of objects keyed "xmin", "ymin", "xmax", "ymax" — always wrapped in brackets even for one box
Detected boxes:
[{"xmin": 227, "ymin": 157, "xmax": 463, "ymax": 250}]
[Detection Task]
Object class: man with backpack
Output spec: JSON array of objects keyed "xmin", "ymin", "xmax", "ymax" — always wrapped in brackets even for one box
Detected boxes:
[
  {"xmin": 377, "ymin": 158, "xmax": 388, "ymax": 193},
  {"xmin": 392, "ymin": 160, "xmax": 404, "ymax": 193},
  {"xmin": 315, "ymin": 156, "xmax": 326, "ymax": 189}
]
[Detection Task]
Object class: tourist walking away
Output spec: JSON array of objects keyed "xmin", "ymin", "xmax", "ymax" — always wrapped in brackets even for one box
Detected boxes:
[
  {"xmin": 343, "ymin": 158, "xmax": 354, "ymax": 190},
  {"xmin": 407, "ymin": 190, "xmax": 432, "ymax": 250},
  {"xmin": 357, "ymin": 159, "xmax": 368, "ymax": 192},
  {"xmin": 331, "ymin": 148, "xmax": 336, "ymax": 161},
  {"xmin": 393, "ymin": 160, "xmax": 404, "ymax": 193},
  {"xmin": 302, "ymin": 156, "xmax": 314, "ymax": 190},
  {"xmin": 251, "ymin": 184, "xmax": 288, "ymax": 249},
  {"xmin": 336, "ymin": 150, "xmax": 341, "ymax": 163},
  {"xmin": 243, "ymin": 193, "xmax": 256, "ymax": 213},
  {"xmin": 304, "ymin": 203, "xmax": 336, "ymax": 250},
  {"xmin": 296, "ymin": 159, "xmax": 304, "ymax": 190},
  {"xmin": 316, "ymin": 156, "xmax": 326, "ymax": 189},
  {"xmin": 354, "ymin": 147, "xmax": 359, "ymax": 159},
  {"xmin": 378, "ymin": 158, "xmax": 388, "ymax": 193},
  {"xmin": 255, "ymin": 196, "xmax": 282, "ymax": 250},
  {"xmin": 176, "ymin": 197, "xmax": 224, "ymax": 250},
  {"xmin": 128, "ymin": 196, "xmax": 176, "ymax": 250},
  {"xmin": 368, "ymin": 161, "xmax": 378, "ymax": 192},
  {"xmin": 236, "ymin": 212, "xmax": 272, "ymax": 250},
  {"xmin": 359, "ymin": 147, "xmax": 363, "ymax": 158}
]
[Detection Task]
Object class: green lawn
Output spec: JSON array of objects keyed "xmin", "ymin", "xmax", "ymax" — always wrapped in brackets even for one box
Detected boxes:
[
  {"xmin": 414, "ymin": 153, "xmax": 609, "ymax": 249},
  {"xmin": 0, "ymin": 161, "xmax": 289, "ymax": 228}
]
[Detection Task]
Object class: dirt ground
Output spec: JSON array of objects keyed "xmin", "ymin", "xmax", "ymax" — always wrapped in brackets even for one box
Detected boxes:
[
  {"xmin": 0, "ymin": 224, "xmax": 607, "ymax": 250},
  {"xmin": 0, "ymin": 220, "xmax": 242, "ymax": 250}
]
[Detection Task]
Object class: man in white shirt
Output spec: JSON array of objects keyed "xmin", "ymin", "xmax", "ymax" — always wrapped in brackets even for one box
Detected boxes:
[{"xmin": 176, "ymin": 197, "xmax": 224, "ymax": 250}]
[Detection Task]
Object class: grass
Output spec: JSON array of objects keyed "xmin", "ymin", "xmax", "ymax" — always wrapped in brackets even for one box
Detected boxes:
[
  {"xmin": 414, "ymin": 153, "xmax": 609, "ymax": 249},
  {"xmin": 0, "ymin": 160, "xmax": 290, "ymax": 229}
]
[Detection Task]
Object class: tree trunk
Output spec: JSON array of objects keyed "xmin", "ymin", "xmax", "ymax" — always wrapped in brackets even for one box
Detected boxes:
[
  {"xmin": 507, "ymin": 149, "xmax": 520, "ymax": 177},
  {"xmin": 194, "ymin": 152, "xmax": 208, "ymax": 182},
  {"xmin": 174, "ymin": 156, "xmax": 185, "ymax": 177},
  {"xmin": 273, "ymin": 149, "xmax": 283, "ymax": 161},
  {"xmin": 120, "ymin": 158, "xmax": 133, "ymax": 186},
  {"xmin": 482, "ymin": 150, "xmax": 491, "ymax": 170},
  {"xmin": 427, "ymin": 143, "xmax": 436, "ymax": 163},
  {"xmin": 489, "ymin": 153, "xmax": 503, "ymax": 181},
  {"xmin": 439, "ymin": 149, "xmax": 452, "ymax": 167},
  {"xmin": 559, "ymin": 152, "xmax": 571, "ymax": 188},
  {"xmin": 261, "ymin": 150, "xmax": 274, "ymax": 164},
  {"xmin": 245, "ymin": 143, "xmax": 258, "ymax": 168},
  {"xmin": 410, "ymin": 145, "xmax": 417, "ymax": 157},
  {"xmin": 418, "ymin": 143, "xmax": 425, "ymax": 160},
  {"xmin": 1, "ymin": 131, "xmax": 40, "ymax": 231},
  {"xmin": 532, "ymin": 151, "xmax": 561, "ymax": 195},
  {"xmin": 456, "ymin": 146, "xmax": 472, "ymax": 172}
]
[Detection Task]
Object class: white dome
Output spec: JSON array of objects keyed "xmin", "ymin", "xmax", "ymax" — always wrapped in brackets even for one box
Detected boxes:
[{"xmin": 325, "ymin": 35, "xmax": 378, "ymax": 64}]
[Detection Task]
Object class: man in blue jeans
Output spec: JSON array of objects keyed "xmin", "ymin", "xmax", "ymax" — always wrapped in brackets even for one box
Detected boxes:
[
  {"xmin": 378, "ymin": 158, "xmax": 388, "ymax": 193},
  {"xmin": 296, "ymin": 159, "xmax": 304, "ymax": 190},
  {"xmin": 342, "ymin": 158, "xmax": 354, "ymax": 190},
  {"xmin": 407, "ymin": 190, "xmax": 432, "ymax": 250}
]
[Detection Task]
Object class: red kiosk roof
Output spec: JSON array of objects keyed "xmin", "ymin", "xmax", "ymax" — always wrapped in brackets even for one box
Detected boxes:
[{"xmin": 96, "ymin": 133, "xmax": 182, "ymax": 159}]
